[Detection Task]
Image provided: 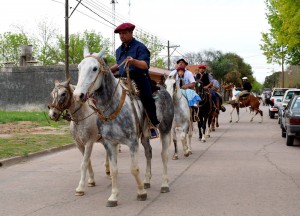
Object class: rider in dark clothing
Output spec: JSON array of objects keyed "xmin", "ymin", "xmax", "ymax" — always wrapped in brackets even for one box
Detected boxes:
[
  {"xmin": 195, "ymin": 64, "xmax": 217, "ymax": 108},
  {"xmin": 111, "ymin": 22, "xmax": 159, "ymax": 138},
  {"xmin": 236, "ymin": 77, "xmax": 252, "ymax": 103}
]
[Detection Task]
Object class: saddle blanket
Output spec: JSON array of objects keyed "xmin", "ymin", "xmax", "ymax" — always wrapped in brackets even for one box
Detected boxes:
[{"xmin": 181, "ymin": 89, "xmax": 202, "ymax": 107}]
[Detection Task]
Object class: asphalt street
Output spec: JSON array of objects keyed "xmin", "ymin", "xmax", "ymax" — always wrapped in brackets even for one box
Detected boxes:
[{"xmin": 1, "ymin": 104, "xmax": 300, "ymax": 216}]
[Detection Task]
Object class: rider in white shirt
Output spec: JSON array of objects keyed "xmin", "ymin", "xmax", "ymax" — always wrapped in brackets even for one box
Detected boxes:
[{"xmin": 169, "ymin": 58, "xmax": 195, "ymax": 89}]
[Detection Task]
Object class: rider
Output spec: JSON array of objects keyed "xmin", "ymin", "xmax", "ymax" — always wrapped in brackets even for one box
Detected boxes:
[
  {"xmin": 110, "ymin": 22, "xmax": 160, "ymax": 138},
  {"xmin": 235, "ymin": 77, "xmax": 252, "ymax": 103},
  {"xmin": 169, "ymin": 58, "xmax": 195, "ymax": 89},
  {"xmin": 210, "ymin": 73, "xmax": 226, "ymax": 112},
  {"xmin": 195, "ymin": 64, "xmax": 218, "ymax": 111},
  {"xmin": 169, "ymin": 58, "xmax": 201, "ymax": 121}
]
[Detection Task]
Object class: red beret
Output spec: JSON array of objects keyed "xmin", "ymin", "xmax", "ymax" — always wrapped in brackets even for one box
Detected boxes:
[
  {"xmin": 114, "ymin": 23, "xmax": 135, "ymax": 33},
  {"xmin": 198, "ymin": 64, "xmax": 207, "ymax": 69},
  {"xmin": 176, "ymin": 66, "xmax": 185, "ymax": 72}
]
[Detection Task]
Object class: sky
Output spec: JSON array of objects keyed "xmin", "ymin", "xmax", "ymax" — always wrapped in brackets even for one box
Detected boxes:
[{"xmin": 0, "ymin": 0, "xmax": 281, "ymax": 83}]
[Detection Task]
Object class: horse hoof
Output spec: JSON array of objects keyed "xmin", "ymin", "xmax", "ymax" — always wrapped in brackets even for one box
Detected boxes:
[
  {"xmin": 75, "ymin": 191, "xmax": 84, "ymax": 196},
  {"xmin": 235, "ymin": 121, "xmax": 239, "ymax": 123},
  {"xmin": 184, "ymin": 153, "xmax": 189, "ymax": 157},
  {"xmin": 160, "ymin": 187, "xmax": 170, "ymax": 193},
  {"xmin": 201, "ymin": 140, "xmax": 206, "ymax": 143},
  {"xmin": 144, "ymin": 183, "xmax": 151, "ymax": 189},
  {"xmin": 216, "ymin": 124, "xmax": 219, "ymax": 127},
  {"xmin": 137, "ymin": 193, "xmax": 147, "ymax": 201},
  {"xmin": 172, "ymin": 155, "xmax": 178, "ymax": 160},
  {"xmin": 106, "ymin": 171, "xmax": 110, "ymax": 176},
  {"xmin": 106, "ymin": 200, "xmax": 118, "ymax": 207},
  {"xmin": 212, "ymin": 128, "xmax": 215, "ymax": 131},
  {"xmin": 88, "ymin": 182, "xmax": 96, "ymax": 187},
  {"xmin": 229, "ymin": 120, "xmax": 232, "ymax": 123}
]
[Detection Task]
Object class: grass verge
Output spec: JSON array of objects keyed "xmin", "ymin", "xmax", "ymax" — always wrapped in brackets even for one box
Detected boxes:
[{"xmin": 0, "ymin": 111, "xmax": 73, "ymax": 160}]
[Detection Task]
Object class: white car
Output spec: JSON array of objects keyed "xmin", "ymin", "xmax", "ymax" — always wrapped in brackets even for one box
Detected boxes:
[
  {"xmin": 269, "ymin": 88, "xmax": 292, "ymax": 119},
  {"xmin": 278, "ymin": 89, "xmax": 300, "ymax": 126}
]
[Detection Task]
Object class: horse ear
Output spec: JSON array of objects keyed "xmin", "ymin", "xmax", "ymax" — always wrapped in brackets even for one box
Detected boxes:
[
  {"xmin": 98, "ymin": 49, "xmax": 105, "ymax": 58},
  {"xmin": 54, "ymin": 80, "xmax": 60, "ymax": 86},
  {"xmin": 84, "ymin": 46, "xmax": 89, "ymax": 57}
]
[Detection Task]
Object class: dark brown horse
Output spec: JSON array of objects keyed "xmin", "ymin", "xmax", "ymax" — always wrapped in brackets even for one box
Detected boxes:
[
  {"xmin": 194, "ymin": 80, "xmax": 215, "ymax": 142},
  {"xmin": 224, "ymin": 83, "xmax": 263, "ymax": 123}
]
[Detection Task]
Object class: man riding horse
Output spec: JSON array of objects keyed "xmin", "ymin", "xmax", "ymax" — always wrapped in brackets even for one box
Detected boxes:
[
  {"xmin": 110, "ymin": 22, "xmax": 160, "ymax": 138},
  {"xmin": 195, "ymin": 64, "xmax": 218, "ymax": 112},
  {"xmin": 169, "ymin": 58, "xmax": 201, "ymax": 121},
  {"xmin": 235, "ymin": 77, "xmax": 252, "ymax": 105}
]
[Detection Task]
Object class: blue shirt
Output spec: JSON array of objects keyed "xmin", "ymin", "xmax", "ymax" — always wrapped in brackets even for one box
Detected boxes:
[{"xmin": 116, "ymin": 38, "xmax": 150, "ymax": 77}]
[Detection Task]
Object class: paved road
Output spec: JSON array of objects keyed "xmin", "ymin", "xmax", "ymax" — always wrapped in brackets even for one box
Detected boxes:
[{"xmin": 1, "ymin": 104, "xmax": 300, "ymax": 216}]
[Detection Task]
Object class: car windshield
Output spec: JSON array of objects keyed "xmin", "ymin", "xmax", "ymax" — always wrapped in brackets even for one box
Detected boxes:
[{"xmin": 274, "ymin": 90, "xmax": 286, "ymax": 96}]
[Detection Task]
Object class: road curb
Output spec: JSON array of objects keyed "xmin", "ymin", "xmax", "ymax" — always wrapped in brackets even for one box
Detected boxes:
[{"xmin": 0, "ymin": 143, "xmax": 75, "ymax": 168}]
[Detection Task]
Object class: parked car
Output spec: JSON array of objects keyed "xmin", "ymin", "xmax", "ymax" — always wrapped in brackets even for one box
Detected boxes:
[
  {"xmin": 269, "ymin": 88, "xmax": 291, "ymax": 119},
  {"xmin": 278, "ymin": 89, "xmax": 300, "ymax": 126},
  {"xmin": 281, "ymin": 95, "xmax": 300, "ymax": 146}
]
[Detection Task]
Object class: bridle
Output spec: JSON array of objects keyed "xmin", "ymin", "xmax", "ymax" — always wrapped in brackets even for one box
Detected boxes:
[
  {"xmin": 83, "ymin": 55, "xmax": 127, "ymax": 122},
  {"xmin": 48, "ymin": 84, "xmax": 94, "ymax": 123}
]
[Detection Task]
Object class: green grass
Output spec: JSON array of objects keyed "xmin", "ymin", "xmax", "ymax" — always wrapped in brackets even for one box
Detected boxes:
[
  {"xmin": 0, "ymin": 111, "xmax": 73, "ymax": 160},
  {"xmin": 0, "ymin": 134, "xmax": 73, "ymax": 159}
]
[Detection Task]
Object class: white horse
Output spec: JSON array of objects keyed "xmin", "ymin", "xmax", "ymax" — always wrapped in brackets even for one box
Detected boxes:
[
  {"xmin": 165, "ymin": 74, "xmax": 193, "ymax": 160},
  {"xmin": 48, "ymin": 79, "xmax": 110, "ymax": 196},
  {"xmin": 73, "ymin": 47, "xmax": 174, "ymax": 207}
]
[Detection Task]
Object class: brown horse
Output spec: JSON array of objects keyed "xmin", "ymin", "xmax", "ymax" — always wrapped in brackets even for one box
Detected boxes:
[{"xmin": 224, "ymin": 83, "xmax": 263, "ymax": 123}]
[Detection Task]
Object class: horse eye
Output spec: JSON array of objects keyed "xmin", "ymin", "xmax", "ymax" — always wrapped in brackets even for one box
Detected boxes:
[
  {"xmin": 93, "ymin": 67, "xmax": 98, "ymax": 72},
  {"xmin": 61, "ymin": 93, "xmax": 66, "ymax": 97}
]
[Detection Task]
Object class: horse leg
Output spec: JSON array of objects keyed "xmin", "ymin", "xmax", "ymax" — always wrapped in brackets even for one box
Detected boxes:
[
  {"xmin": 206, "ymin": 116, "xmax": 212, "ymax": 138},
  {"xmin": 130, "ymin": 141, "xmax": 147, "ymax": 202},
  {"xmin": 105, "ymin": 151, "xmax": 110, "ymax": 176},
  {"xmin": 172, "ymin": 127, "xmax": 178, "ymax": 160},
  {"xmin": 229, "ymin": 107, "xmax": 235, "ymax": 123},
  {"xmin": 75, "ymin": 142, "xmax": 94, "ymax": 196},
  {"xmin": 180, "ymin": 128, "xmax": 189, "ymax": 157},
  {"xmin": 216, "ymin": 114, "xmax": 219, "ymax": 127},
  {"xmin": 141, "ymin": 137, "xmax": 152, "ymax": 189},
  {"xmin": 187, "ymin": 122, "xmax": 193, "ymax": 155},
  {"xmin": 160, "ymin": 131, "xmax": 171, "ymax": 193},
  {"xmin": 236, "ymin": 106, "xmax": 240, "ymax": 123},
  {"xmin": 211, "ymin": 116, "xmax": 215, "ymax": 131}
]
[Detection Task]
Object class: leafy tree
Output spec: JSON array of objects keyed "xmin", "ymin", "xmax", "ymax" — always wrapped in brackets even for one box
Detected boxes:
[
  {"xmin": 135, "ymin": 32, "xmax": 166, "ymax": 68},
  {"xmin": 0, "ymin": 32, "xmax": 31, "ymax": 65},
  {"xmin": 57, "ymin": 30, "xmax": 114, "ymax": 65}
]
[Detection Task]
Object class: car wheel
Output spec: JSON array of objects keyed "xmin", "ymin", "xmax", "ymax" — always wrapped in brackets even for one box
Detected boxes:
[
  {"xmin": 281, "ymin": 128, "xmax": 286, "ymax": 138},
  {"xmin": 286, "ymin": 134, "xmax": 294, "ymax": 146}
]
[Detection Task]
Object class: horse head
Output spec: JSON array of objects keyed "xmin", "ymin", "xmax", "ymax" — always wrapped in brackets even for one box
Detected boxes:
[
  {"xmin": 165, "ymin": 73, "xmax": 179, "ymax": 99},
  {"xmin": 48, "ymin": 78, "xmax": 73, "ymax": 121},
  {"xmin": 73, "ymin": 46, "xmax": 108, "ymax": 103}
]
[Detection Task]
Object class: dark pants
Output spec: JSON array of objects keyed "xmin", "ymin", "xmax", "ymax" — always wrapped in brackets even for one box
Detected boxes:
[
  {"xmin": 211, "ymin": 90, "xmax": 217, "ymax": 106},
  {"xmin": 132, "ymin": 75, "xmax": 160, "ymax": 126}
]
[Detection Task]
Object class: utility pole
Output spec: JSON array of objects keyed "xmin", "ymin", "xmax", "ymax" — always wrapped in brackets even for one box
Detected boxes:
[
  {"xmin": 65, "ymin": 0, "xmax": 70, "ymax": 79},
  {"xmin": 111, "ymin": 0, "xmax": 117, "ymax": 55},
  {"xmin": 167, "ymin": 40, "xmax": 180, "ymax": 70}
]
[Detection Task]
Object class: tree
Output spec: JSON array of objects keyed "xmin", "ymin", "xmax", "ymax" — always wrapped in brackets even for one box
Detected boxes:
[
  {"xmin": 57, "ymin": 30, "xmax": 114, "ymax": 65},
  {"xmin": 35, "ymin": 18, "xmax": 60, "ymax": 65},
  {"xmin": 0, "ymin": 32, "xmax": 32, "ymax": 65},
  {"xmin": 135, "ymin": 32, "xmax": 166, "ymax": 68}
]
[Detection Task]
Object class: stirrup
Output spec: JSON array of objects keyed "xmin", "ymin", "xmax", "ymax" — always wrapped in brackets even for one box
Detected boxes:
[{"xmin": 149, "ymin": 125, "xmax": 159, "ymax": 139}]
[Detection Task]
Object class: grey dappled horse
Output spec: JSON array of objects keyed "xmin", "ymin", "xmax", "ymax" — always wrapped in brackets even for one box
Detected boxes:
[
  {"xmin": 165, "ymin": 74, "xmax": 193, "ymax": 160},
  {"xmin": 48, "ymin": 79, "xmax": 110, "ymax": 196},
  {"xmin": 73, "ymin": 47, "xmax": 174, "ymax": 207}
]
